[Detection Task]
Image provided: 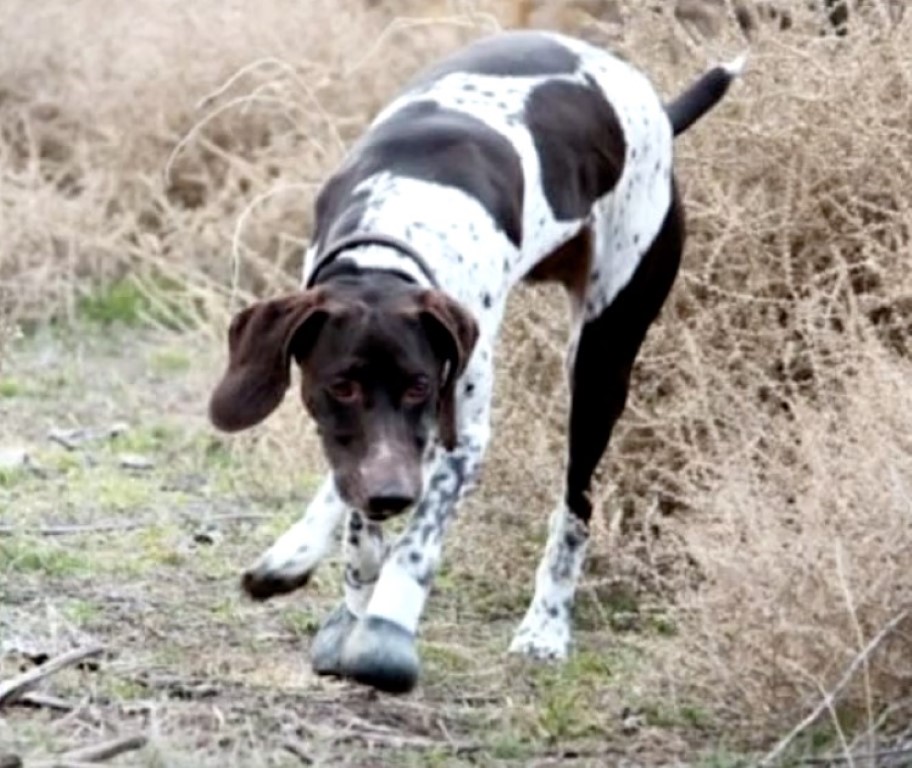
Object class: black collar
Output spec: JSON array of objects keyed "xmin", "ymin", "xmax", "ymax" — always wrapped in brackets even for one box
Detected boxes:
[{"xmin": 306, "ymin": 232, "xmax": 439, "ymax": 289}]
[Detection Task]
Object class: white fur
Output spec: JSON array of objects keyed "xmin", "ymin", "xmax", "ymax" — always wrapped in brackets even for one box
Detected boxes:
[
  {"xmin": 724, "ymin": 52, "xmax": 748, "ymax": 77},
  {"xmin": 250, "ymin": 475, "xmax": 345, "ymax": 583},
  {"xmin": 509, "ymin": 504, "xmax": 590, "ymax": 660},
  {"xmin": 364, "ymin": 558, "xmax": 429, "ymax": 632}
]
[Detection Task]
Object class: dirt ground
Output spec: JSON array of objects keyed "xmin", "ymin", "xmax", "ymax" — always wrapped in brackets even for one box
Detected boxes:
[{"xmin": 0, "ymin": 321, "xmax": 707, "ymax": 767}]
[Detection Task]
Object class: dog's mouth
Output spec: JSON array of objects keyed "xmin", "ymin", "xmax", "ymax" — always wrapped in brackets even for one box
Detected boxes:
[{"xmin": 362, "ymin": 502, "xmax": 416, "ymax": 522}]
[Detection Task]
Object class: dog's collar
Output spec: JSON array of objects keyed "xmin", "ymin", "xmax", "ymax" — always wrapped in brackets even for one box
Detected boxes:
[{"xmin": 306, "ymin": 232, "xmax": 439, "ymax": 289}]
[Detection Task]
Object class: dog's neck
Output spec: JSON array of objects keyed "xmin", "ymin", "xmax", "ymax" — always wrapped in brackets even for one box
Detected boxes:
[{"xmin": 307, "ymin": 232, "xmax": 438, "ymax": 290}]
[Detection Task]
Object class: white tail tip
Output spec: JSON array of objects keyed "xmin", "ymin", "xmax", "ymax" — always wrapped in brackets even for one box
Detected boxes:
[{"xmin": 723, "ymin": 52, "xmax": 749, "ymax": 77}]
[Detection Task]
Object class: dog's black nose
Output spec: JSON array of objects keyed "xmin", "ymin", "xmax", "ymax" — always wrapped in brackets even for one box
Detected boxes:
[{"xmin": 367, "ymin": 493, "xmax": 415, "ymax": 517}]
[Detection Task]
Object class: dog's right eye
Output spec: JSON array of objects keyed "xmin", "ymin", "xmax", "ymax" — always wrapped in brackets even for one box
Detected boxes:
[{"xmin": 328, "ymin": 380, "xmax": 360, "ymax": 403}]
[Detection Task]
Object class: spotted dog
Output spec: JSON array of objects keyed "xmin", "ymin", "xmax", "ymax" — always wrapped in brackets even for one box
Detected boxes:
[{"xmin": 209, "ymin": 30, "xmax": 744, "ymax": 694}]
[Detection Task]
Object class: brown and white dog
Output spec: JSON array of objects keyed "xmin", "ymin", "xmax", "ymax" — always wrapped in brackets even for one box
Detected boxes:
[{"xmin": 209, "ymin": 30, "xmax": 744, "ymax": 694}]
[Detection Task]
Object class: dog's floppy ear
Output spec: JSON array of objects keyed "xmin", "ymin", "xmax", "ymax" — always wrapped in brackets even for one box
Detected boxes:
[
  {"xmin": 419, "ymin": 290, "xmax": 479, "ymax": 451},
  {"xmin": 209, "ymin": 290, "xmax": 330, "ymax": 432}
]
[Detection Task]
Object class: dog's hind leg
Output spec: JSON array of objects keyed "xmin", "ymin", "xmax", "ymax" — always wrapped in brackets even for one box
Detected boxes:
[{"xmin": 510, "ymin": 185, "xmax": 685, "ymax": 661}]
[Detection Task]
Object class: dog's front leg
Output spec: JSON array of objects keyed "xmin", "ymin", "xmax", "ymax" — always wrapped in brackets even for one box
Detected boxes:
[
  {"xmin": 338, "ymin": 427, "xmax": 488, "ymax": 694},
  {"xmin": 310, "ymin": 508, "xmax": 388, "ymax": 676},
  {"xmin": 241, "ymin": 474, "xmax": 346, "ymax": 600}
]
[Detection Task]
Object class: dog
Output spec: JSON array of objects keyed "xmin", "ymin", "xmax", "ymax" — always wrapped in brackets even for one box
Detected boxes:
[{"xmin": 209, "ymin": 29, "xmax": 744, "ymax": 694}]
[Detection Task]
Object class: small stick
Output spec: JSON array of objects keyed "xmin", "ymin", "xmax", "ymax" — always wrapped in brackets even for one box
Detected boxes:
[
  {"xmin": 337, "ymin": 728, "xmax": 484, "ymax": 754},
  {"xmin": 59, "ymin": 734, "xmax": 147, "ymax": 763},
  {"xmin": 0, "ymin": 513, "xmax": 273, "ymax": 537},
  {"xmin": 16, "ymin": 691, "xmax": 75, "ymax": 711},
  {"xmin": 800, "ymin": 744, "xmax": 912, "ymax": 765},
  {"xmin": 0, "ymin": 522, "xmax": 146, "ymax": 537},
  {"xmin": 0, "ymin": 645, "xmax": 105, "ymax": 708},
  {"xmin": 281, "ymin": 739, "xmax": 315, "ymax": 765},
  {"xmin": 32, "ymin": 762, "xmax": 111, "ymax": 768},
  {"xmin": 760, "ymin": 609, "xmax": 910, "ymax": 766}
]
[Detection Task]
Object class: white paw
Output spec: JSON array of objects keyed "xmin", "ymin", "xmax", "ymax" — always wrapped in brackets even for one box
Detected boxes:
[{"xmin": 508, "ymin": 612, "xmax": 571, "ymax": 662}]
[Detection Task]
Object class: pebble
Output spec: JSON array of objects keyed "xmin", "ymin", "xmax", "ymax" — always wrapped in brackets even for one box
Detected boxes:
[
  {"xmin": 118, "ymin": 453, "xmax": 155, "ymax": 470},
  {"xmin": 0, "ymin": 446, "xmax": 29, "ymax": 470}
]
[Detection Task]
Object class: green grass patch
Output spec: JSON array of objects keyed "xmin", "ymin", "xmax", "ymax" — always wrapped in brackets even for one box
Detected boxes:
[
  {"xmin": 62, "ymin": 598, "xmax": 102, "ymax": 625},
  {"xmin": 0, "ymin": 377, "xmax": 22, "ymax": 397},
  {"xmin": 109, "ymin": 423, "xmax": 181, "ymax": 455},
  {"xmin": 575, "ymin": 583, "xmax": 640, "ymax": 632},
  {"xmin": 488, "ymin": 734, "xmax": 534, "ymax": 761},
  {"xmin": 420, "ymin": 641, "xmax": 476, "ymax": 676},
  {"xmin": 77, "ymin": 276, "xmax": 196, "ymax": 330},
  {"xmin": 98, "ymin": 675, "xmax": 149, "ymax": 701},
  {"xmin": 641, "ymin": 700, "xmax": 715, "ymax": 732},
  {"xmin": 95, "ymin": 471, "xmax": 156, "ymax": 510},
  {"xmin": 508, "ymin": 650, "xmax": 621, "ymax": 742},
  {"xmin": 150, "ymin": 348, "xmax": 192, "ymax": 374},
  {"xmin": 133, "ymin": 524, "xmax": 184, "ymax": 567},
  {"xmin": 697, "ymin": 749, "xmax": 755, "ymax": 768},
  {"xmin": 283, "ymin": 608, "xmax": 322, "ymax": 637},
  {"xmin": 0, "ymin": 537, "xmax": 93, "ymax": 577},
  {"xmin": 47, "ymin": 449, "xmax": 88, "ymax": 474},
  {"xmin": 441, "ymin": 568, "xmax": 530, "ymax": 621},
  {"xmin": 0, "ymin": 465, "xmax": 27, "ymax": 488},
  {"xmin": 78, "ymin": 279, "xmax": 149, "ymax": 326}
]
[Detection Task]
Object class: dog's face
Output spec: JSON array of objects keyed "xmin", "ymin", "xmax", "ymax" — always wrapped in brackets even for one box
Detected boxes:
[{"xmin": 208, "ymin": 274, "xmax": 478, "ymax": 519}]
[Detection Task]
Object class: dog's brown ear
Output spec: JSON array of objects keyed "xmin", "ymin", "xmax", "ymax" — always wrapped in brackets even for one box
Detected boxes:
[
  {"xmin": 419, "ymin": 291, "xmax": 479, "ymax": 451},
  {"xmin": 209, "ymin": 290, "xmax": 330, "ymax": 432}
]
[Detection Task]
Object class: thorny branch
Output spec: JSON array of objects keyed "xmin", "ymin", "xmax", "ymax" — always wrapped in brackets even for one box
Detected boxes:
[{"xmin": 761, "ymin": 609, "xmax": 910, "ymax": 766}]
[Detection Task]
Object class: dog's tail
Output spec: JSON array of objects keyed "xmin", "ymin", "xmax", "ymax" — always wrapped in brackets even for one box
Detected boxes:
[{"xmin": 665, "ymin": 53, "xmax": 747, "ymax": 137}]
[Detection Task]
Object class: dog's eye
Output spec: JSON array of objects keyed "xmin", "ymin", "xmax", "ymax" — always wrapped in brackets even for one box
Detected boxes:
[
  {"xmin": 403, "ymin": 376, "xmax": 430, "ymax": 404},
  {"xmin": 328, "ymin": 380, "xmax": 360, "ymax": 403}
]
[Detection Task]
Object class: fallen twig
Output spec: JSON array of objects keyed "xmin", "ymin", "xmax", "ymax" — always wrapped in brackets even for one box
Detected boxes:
[
  {"xmin": 800, "ymin": 744, "xmax": 912, "ymax": 765},
  {"xmin": 760, "ymin": 609, "xmax": 910, "ymax": 766},
  {"xmin": 16, "ymin": 691, "xmax": 75, "ymax": 711},
  {"xmin": 281, "ymin": 739, "xmax": 315, "ymax": 765},
  {"xmin": 32, "ymin": 762, "xmax": 106, "ymax": 768},
  {"xmin": 205, "ymin": 512, "xmax": 275, "ymax": 523},
  {"xmin": 335, "ymin": 727, "xmax": 485, "ymax": 754},
  {"xmin": 0, "ymin": 645, "xmax": 105, "ymax": 708},
  {"xmin": 0, "ymin": 521, "xmax": 147, "ymax": 537},
  {"xmin": 32, "ymin": 762, "xmax": 115, "ymax": 768},
  {"xmin": 59, "ymin": 734, "xmax": 147, "ymax": 763},
  {"xmin": 0, "ymin": 513, "xmax": 272, "ymax": 537}
]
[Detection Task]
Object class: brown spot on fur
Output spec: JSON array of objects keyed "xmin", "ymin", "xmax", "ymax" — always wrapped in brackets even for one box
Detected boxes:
[{"xmin": 523, "ymin": 228, "xmax": 593, "ymax": 320}]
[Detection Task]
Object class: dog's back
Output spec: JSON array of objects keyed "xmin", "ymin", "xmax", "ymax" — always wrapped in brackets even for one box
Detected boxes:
[{"xmin": 308, "ymin": 32, "xmax": 674, "ymax": 308}]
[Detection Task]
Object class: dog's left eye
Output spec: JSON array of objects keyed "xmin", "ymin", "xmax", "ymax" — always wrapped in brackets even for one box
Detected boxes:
[
  {"xmin": 403, "ymin": 376, "xmax": 430, "ymax": 404},
  {"xmin": 328, "ymin": 380, "xmax": 360, "ymax": 403}
]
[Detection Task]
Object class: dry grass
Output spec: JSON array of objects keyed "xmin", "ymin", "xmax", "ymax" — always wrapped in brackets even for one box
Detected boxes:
[{"xmin": 2, "ymin": 0, "xmax": 911, "ymax": 761}]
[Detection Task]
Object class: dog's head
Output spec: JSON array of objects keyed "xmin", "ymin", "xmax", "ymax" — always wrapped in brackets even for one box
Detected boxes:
[{"xmin": 208, "ymin": 273, "xmax": 478, "ymax": 519}]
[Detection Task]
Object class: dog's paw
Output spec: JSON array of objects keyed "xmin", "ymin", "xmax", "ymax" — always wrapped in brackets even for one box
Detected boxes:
[
  {"xmin": 339, "ymin": 616, "xmax": 420, "ymax": 694},
  {"xmin": 508, "ymin": 615, "xmax": 571, "ymax": 662},
  {"xmin": 240, "ymin": 563, "xmax": 312, "ymax": 601},
  {"xmin": 310, "ymin": 602, "xmax": 358, "ymax": 676}
]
